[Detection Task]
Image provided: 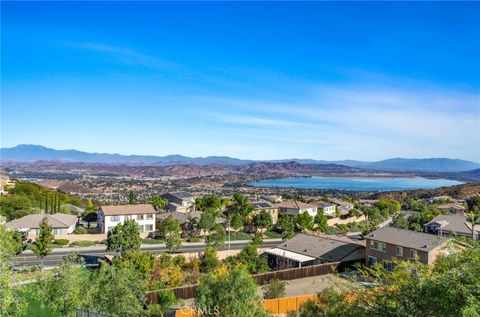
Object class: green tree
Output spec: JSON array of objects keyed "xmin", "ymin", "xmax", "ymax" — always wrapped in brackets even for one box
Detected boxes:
[
  {"xmin": 198, "ymin": 210, "xmax": 216, "ymax": 236},
  {"xmin": 0, "ymin": 224, "xmax": 26, "ymax": 316},
  {"xmin": 229, "ymin": 213, "xmax": 244, "ymax": 230},
  {"xmin": 374, "ymin": 199, "xmax": 401, "ymax": 215},
  {"xmin": 297, "ymin": 212, "xmax": 314, "ymax": 231},
  {"xmin": 129, "ymin": 190, "xmax": 136, "ymax": 204},
  {"xmin": 147, "ymin": 289, "xmax": 177, "ymax": 317},
  {"xmin": 87, "ymin": 263, "xmax": 147, "ymax": 316},
  {"xmin": 253, "ymin": 210, "xmax": 273, "ymax": 233},
  {"xmin": 152, "ymin": 195, "xmax": 168, "ymax": 211},
  {"xmin": 314, "ymin": 213, "xmax": 328, "ymax": 232},
  {"xmin": 205, "ymin": 224, "xmax": 227, "ymax": 250},
  {"xmin": 36, "ymin": 255, "xmax": 91, "ymax": 317},
  {"xmin": 160, "ymin": 216, "xmax": 182, "ymax": 253},
  {"xmin": 300, "ymin": 239, "xmax": 480, "ymax": 317},
  {"xmin": 32, "ymin": 219, "xmax": 54, "ymax": 269},
  {"xmin": 200, "ymin": 246, "xmax": 219, "ymax": 273},
  {"xmin": 276, "ymin": 214, "xmax": 295, "ymax": 240},
  {"xmin": 263, "ymin": 279, "xmax": 287, "ymax": 299},
  {"xmin": 195, "ymin": 195, "xmax": 223, "ymax": 213},
  {"xmin": 391, "ymin": 214, "xmax": 409, "ymax": 230},
  {"xmin": 195, "ymin": 267, "xmax": 270, "ymax": 317},
  {"xmin": 106, "ymin": 219, "xmax": 142, "ymax": 254},
  {"xmin": 229, "ymin": 193, "xmax": 254, "ymax": 220}
]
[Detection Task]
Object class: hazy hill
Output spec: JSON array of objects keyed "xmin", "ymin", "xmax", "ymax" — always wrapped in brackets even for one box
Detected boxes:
[{"xmin": 1, "ymin": 144, "xmax": 479, "ymax": 172}]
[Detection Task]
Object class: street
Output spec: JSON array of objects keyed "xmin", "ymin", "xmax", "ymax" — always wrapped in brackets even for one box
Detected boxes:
[{"xmin": 12, "ymin": 239, "xmax": 282, "ymax": 269}]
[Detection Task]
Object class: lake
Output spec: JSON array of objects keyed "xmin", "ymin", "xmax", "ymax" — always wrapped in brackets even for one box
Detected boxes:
[{"xmin": 250, "ymin": 176, "xmax": 463, "ymax": 192}]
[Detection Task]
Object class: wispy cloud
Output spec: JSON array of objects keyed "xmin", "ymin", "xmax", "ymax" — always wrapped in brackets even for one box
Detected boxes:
[
  {"xmin": 75, "ymin": 42, "xmax": 179, "ymax": 70},
  {"xmin": 190, "ymin": 80, "xmax": 480, "ymax": 161}
]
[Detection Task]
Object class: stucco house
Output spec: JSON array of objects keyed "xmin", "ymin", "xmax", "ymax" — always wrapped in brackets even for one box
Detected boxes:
[
  {"xmin": 97, "ymin": 204, "xmax": 156, "ymax": 233},
  {"xmin": 161, "ymin": 192, "xmax": 196, "ymax": 213},
  {"xmin": 7, "ymin": 213, "xmax": 78, "ymax": 237},
  {"xmin": 318, "ymin": 202, "xmax": 337, "ymax": 217},
  {"xmin": 252, "ymin": 201, "xmax": 279, "ymax": 224},
  {"xmin": 365, "ymin": 227, "xmax": 450, "ymax": 269},
  {"xmin": 276, "ymin": 200, "xmax": 318, "ymax": 217}
]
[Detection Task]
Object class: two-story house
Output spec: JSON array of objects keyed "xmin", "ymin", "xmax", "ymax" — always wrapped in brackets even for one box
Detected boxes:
[
  {"xmin": 252, "ymin": 201, "xmax": 279, "ymax": 224},
  {"xmin": 437, "ymin": 203, "xmax": 466, "ymax": 215},
  {"xmin": 424, "ymin": 214, "xmax": 479, "ymax": 240},
  {"xmin": 318, "ymin": 202, "xmax": 337, "ymax": 217},
  {"xmin": 97, "ymin": 204, "xmax": 156, "ymax": 233},
  {"xmin": 161, "ymin": 192, "xmax": 195, "ymax": 213},
  {"xmin": 365, "ymin": 227, "xmax": 450, "ymax": 269},
  {"xmin": 276, "ymin": 200, "xmax": 318, "ymax": 217}
]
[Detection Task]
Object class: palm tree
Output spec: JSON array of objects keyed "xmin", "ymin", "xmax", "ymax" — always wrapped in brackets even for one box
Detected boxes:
[{"xmin": 230, "ymin": 193, "xmax": 254, "ymax": 219}]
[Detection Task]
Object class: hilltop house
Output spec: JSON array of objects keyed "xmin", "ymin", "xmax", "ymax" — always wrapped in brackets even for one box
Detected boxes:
[
  {"xmin": 318, "ymin": 202, "xmax": 337, "ymax": 217},
  {"xmin": 330, "ymin": 198, "xmax": 354, "ymax": 214},
  {"xmin": 365, "ymin": 227, "xmax": 450, "ymax": 268},
  {"xmin": 276, "ymin": 200, "xmax": 318, "ymax": 217},
  {"xmin": 7, "ymin": 213, "xmax": 78, "ymax": 238},
  {"xmin": 97, "ymin": 204, "xmax": 156, "ymax": 233},
  {"xmin": 437, "ymin": 203, "xmax": 466, "ymax": 215},
  {"xmin": 264, "ymin": 233, "xmax": 366, "ymax": 269},
  {"xmin": 424, "ymin": 214, "xmax": 479, "ymax": 240},
  {"xmin": 252, "ymin": 201, "xmax": 279, "ymax": 224},
  {"xmin": 161, "ymin": 192, "xmax": 195, "ymax": 213}
]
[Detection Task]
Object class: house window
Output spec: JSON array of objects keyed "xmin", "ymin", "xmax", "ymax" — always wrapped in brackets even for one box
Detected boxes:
[
  {"xmin": 138, "ymin": 225, "xmax": 144, "ymax": 233},
  {"xmin": 110, "ymin": 216, "xmax": 120, "ymax": 222},
  {"xmin": 396, "ymin": 246, "xmax": 403, "ymax": 257},
  {"xmin": 384, "ymin": 261, "xmax": 394, "ymax": 272},
  {"xmin": 370, "ymin": 240, "xmax": 386, "ymax": 252},
  {"xmin": 145, "ymin": 224, "xmax": 153, "ymax": 231},
  {"xmin": 410, "ymin": 249, "xmax": 418, "ymax": 260},
  {"xmin": 53, "ymin": 228, "xmax": 62, "ymax": 235},
  {"xmin": 146, "ymin": 214, "xmax": 154, "ymax": 220},
  {"xmin": 368, "ymin": 256, "xmax": 377, "ymax": 266},
  {"xmin": 137, "ymin": 215, "xmax": 144, "ymax": 221},
  {"xmin": 125, "ymin": 215, "xmax": 132, "ymax": 220}
]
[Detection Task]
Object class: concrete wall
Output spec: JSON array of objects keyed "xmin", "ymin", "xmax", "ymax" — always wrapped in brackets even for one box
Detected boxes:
[{"xmin": 327, "ymin": 215, "xmax": 366, "ymax": 226}]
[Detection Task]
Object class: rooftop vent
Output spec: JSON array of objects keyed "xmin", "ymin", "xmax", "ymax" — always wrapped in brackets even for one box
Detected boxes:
[{"xmin": 422, "ymin": 244, "xmax": 429, "ymax": 248}]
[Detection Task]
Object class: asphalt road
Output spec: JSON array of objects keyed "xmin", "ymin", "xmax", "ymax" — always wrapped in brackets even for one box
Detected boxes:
[{"xmin": 12, "ymin": 239, "xmax": 281, "ymax": 269}]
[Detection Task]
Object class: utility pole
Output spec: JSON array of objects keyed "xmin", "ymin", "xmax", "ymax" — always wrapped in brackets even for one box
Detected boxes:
[{"xmin": 228, "ymin": 218, "xmax": 231, "ymax": 251}]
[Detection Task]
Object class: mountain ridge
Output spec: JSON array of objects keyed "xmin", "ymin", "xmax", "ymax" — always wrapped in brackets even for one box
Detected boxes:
[{"xmin": 1, "ymin": 144, "xmax": 479, "ymax": 172}]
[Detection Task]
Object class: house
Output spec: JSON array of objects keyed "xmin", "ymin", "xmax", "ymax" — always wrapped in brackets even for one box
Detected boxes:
[
  {"xmin": 437, "ymin": 203, "xmax": 466, "ymax": 215},
  {"xmin": 358, "ymin": 199, "xmax": 378, "ymax": 207},
  {"xmin": 6, "ymin": 213, "xmax": 78, "ymax": 237},
  {"xmin": 365, "ymin": 227, "xmax": 450, "ymax": 268},
  {"xmin": 161, "ymin": 192, "xmax": 195, "ymax": 213},
  {"xmin": 330, "ymin": 198, "xmax": 354, "ymax": 214},
  {"xmin": 318, "ymin": 202, "xmax": 337, "ymax": 217},
  {"xmin": 424, "ymin": 214, "xmax": 479, "ymax": 240},
  {"xmin": 252, "ymin": 201, "xmax": 279, "ymax": 224},
  {"xmin": 276, "ymin": 200, "xmax": 318, "ymax": 217},
  {"xmin": 156, "ymin": 211, "xmax": 227, "ymax": 236},
  {"xmin": 0, "ymin": 175, "xmax": 15, "ymax": 196},
  {"xmin": 261, "ymin": 195, "xmax": 283, "ymax": 204},
  {"xmin": 97, "ymin": 204, "xmax": 156, "ymax": 233},
  {"xmin": 264, "ymin": 233, "xmax": 366, "ymax": 269}
]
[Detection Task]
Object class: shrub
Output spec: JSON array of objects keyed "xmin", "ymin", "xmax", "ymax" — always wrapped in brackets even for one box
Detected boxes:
[
  {"xmin": 70, "ymin": 240, "xmax": 96, "ymax": 247},
  {"xmin": 187, "ymin": 237, "xmax": 201, "ymax": 242},
  {"xmin": 74, "ymin": 226, "xmax": 87, "ymax": 234},
  {"xmin": 263, "ymin": 279, "xmax": 287, "ymax": 299},
  {"xmin": 54, "ymin": 239, "xmax": 69, "ymax": 246}
]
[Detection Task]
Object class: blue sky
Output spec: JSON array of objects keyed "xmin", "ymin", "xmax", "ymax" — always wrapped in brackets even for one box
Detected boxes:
[{"xmin": 1, "ymin": 2, "xmax": 479, "ymax": 161}]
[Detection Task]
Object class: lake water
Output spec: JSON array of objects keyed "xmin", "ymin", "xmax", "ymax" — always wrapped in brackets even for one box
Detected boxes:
[{"xmin": 250, "ymin": 176, "xmax": 463, "ymax": 192}]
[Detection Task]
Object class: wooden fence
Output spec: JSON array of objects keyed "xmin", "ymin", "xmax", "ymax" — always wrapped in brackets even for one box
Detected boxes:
[
  {"xmin": 146, "ymin": 260, "xmax": 359, "ymax": 303},
  {"xmin": 172, "ymin": 294, "xmax": 318, "ymax": 316}
]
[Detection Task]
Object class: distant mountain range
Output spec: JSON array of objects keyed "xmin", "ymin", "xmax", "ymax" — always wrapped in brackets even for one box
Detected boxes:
[{"xmin": 1, "ymin": 144, "xmax": 479, "ymax": 172}]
